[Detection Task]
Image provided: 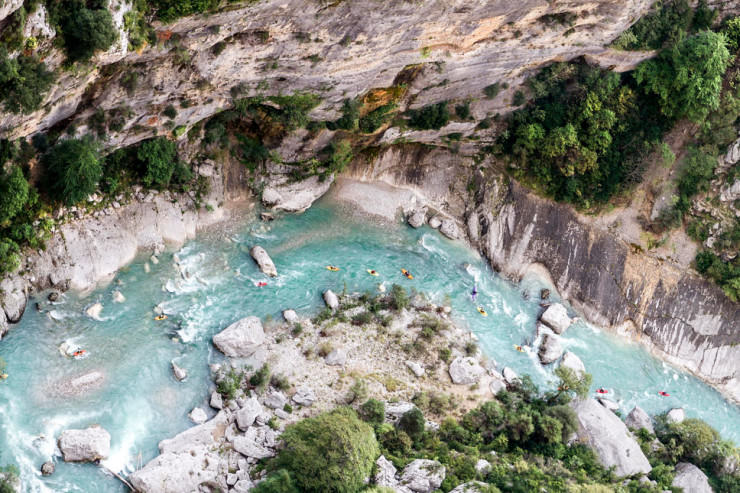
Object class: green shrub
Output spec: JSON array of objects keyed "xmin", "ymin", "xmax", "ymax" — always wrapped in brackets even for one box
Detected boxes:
[
  {"xmin": 324, "ymin": 140, "xmax": 352, "ymax": 176},
  {"xmin": 0, "ymin": 239, "xmax": 21, "ymax": 275},
  {"xmin": 407, "ymin": 102, "xmax": 449, "ymax": 130},
  {"xmin": 0, "ymin": 167, "xmax": 30, "ymax": 226},
  {"xmin": 635, "ymin": 30, "xmax": 731, "ymax": 122},
  {"xmin": 163, "ymin": 104, "xmax": 178, "ymax": 119},
  {"xmin": 554, "ymin": 366, "xmax": 592, "ymax": 399},
  {"xmin": 455, "ymin": 101, "xmax": 471, "ymax": 120},
  {"xmin": 483, "ymin": 83, "xmax": 501, "ymax": 99},
  {"xmin": 329, "ymin": 99, "xmax": 360, "ymax": 131},
  {"xmin": 273, "ymin": 407, "xmax": 379, "ymax": 493},
  {"xmin": 398, "ymin": 408, "xmax": 425, "ymax": 442},
  {"xmin": 389, "ymin": 284, "xmax": 409, "ymax": 311},
  {"xmin": 0, "ymin": 49, "xmax": 56, "ymax": 114},
  {"xmin": 149, "ymin": 0, "xmax": 220, "ymax": 22},
  {"xmin": 360, "ymin": 399, "xmax": 385, "ymax": 425},
  {"xmin": 512, "ymin": 90, "xmax": 526, "ymax": 106},
  {"xmin": 611, "ymin": 0, "xmax": 693, "ymax": 50},
  {"xmin": 0, "ymin": 465, "xmax": 19, "ymax": 493},
  {"xmin": 217, "ymin": 367, "xmax": 243, "ymax": 400},
  {"xmin": 251, "ymin": 470, "xmax": 299, "ymax": 493},
  {"xmin": 358, "ymin": 103, "xmax": 397, "ymax": 133},
  {"xmin": 54, "ymin": 0, "xmax": 118, "ymax": 63},
  {"xmin": 42, "ymin": 137, "xmax": 102, "ymax": 205},
  {"xmin": 250, "ymin": 363, "xmax": 271, "ymax": 390},
  {"xmin": 722, "ymin": 17, "xmax": 740, "ymax": 52},
  {"xmin": 137, "ymin": 137, "xmax": 178, "ymax": 188}
]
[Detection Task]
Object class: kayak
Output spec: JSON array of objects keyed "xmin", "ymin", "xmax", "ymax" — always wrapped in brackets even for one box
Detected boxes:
[
  {"xmin": 72, "ymin": 350, "xmax": 88, "ymax": 360},
  {"xmin": 658, "ymin": 391, "xmax": 671, "ymax": 397},
  {"xmin": 256, "ymin": 281, "xmax": 268, "ymax": 287},
  {"xmin": 154, "ymin": 314, "xmax": 168, "ymax": 321},
  {"xmin": 367, "ymin": 269, "xmax": 379, "ymax": 276},
  {"xmin": 514, "ymin": 345, "xmax": 525, "ymax": 352},
  {"xmin": 477, "ymin": 306, "xmax": 488, "ymax": 316},
  {"xmin": 401, "ymin": 269, "xmax": 414, "ymax": 280},
  {"xmin": 326, "ymin": 266, "xmax": 340, "ymax": 272},
  {"xmin": 0, "ymin": 373, "xmax": 7, "ymax": 380},
  {"xmin": 596, "ymin": 388, "xmax": 609, "ymax": 394}
]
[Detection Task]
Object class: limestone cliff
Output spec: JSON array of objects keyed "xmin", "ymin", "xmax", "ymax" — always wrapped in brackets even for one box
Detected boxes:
[{"xmin": 1, "ymin": 0, "xmax": 654, "ymax": 146}]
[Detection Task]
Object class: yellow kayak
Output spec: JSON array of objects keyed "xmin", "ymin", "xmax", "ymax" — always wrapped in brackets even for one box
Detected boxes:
[
  {"xmin": 154, "ymin": 314, "xmax": 168, "ymax": 321},
  {"xmin": 514, "ymin": 345, "xmax": 525, "ymax": 353},
  {"xmin": 401, "ymin": 268, "xmax": 414, "ymax": 280},
  {"xmin": 367, "ymin": 269, "xmax": 379, "ymax": 276},
  {"xmin": 326, "ymin": 265, "xmax": 340, "ymax": 272},
  {"xmin": 0, "ymin": 373, "xmax": 7, "ymax": 380},
  {"xmin": 477, "ymin": 306, "xmax": 488, "ymax": 317}
]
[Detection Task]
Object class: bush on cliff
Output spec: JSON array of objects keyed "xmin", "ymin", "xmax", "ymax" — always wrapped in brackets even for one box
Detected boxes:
[
  {"xmin": 0, "ymin": 49, "xmax": 56, "ymax": 114},
  {"xmin": 271, "ymin": 407, "xmax": 379, "ymax": 493},
  {"xmin": 52, "ymin": 0, "xmax": 118, "ymax": 63},
  {"xmin": 0, "ymin": 166, "xmax": 30, "ymax": 227},
  {"xmin": 42, "ymin": 137, "xmax": 102, "ymax": 205}
]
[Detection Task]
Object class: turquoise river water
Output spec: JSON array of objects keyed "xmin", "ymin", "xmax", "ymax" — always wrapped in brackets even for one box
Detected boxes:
[{"xmin": 0, "ymin": 198, "xmax": 739, "ymax": 491}]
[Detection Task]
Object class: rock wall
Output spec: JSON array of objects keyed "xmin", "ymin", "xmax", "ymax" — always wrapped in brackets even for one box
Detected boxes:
[
  {"xmin": 0, "ymin": 156, "xmax": 251, "ymax": 340},
  {"xmin": 338, "ymin": 145, "xmax": 740, "ymax": 404},
  {"xmin": 1, "ymin": 0, "xmax": 654, "ymax": 147}
]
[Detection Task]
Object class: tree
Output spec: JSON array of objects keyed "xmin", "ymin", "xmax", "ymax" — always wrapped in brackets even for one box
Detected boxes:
[
  {"xmin": 398, "ymin": 408, "xmax": 425, "ymax": 442},
  {"xmin": 0, "ymin": 239, "xmax": 21, "ymax": 275},
  {"xmin": 635, "ymin": 30, "xmax": 731, "ymax": 122},
  {"xmin": 273, "ymin": 407, "xmax": 379, "ymax": 493},
  {"xmin": 554, "ymin": 367, "xmax": 592, "ymax": 399},
  {"xmin": 0, "ymin": 49, "xmax": 56, "ymax": 114},
  {"xmin": 42, "ymin": 138, "xmax": 102, "ymax": 205},
  {"xmin": 359, "ymin": 399, "xmax": 385, "ymax": 425},
  {"xmin": 0, "ymin": 166, "xmax": 29, "ymax": 226},
  {"xmin": 137, "ymin": 137, "xmax": 177, "ymax": 188},
  {"xmin": 57, "ymin": 0, "xmax": 118, "ymax": 63},
  {"xmin": 251, "ymin": 470, "xmax": 299, "ymax": 493}
]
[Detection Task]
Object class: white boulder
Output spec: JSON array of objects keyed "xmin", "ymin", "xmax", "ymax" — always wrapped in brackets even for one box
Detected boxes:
[
  {"xmin": 323, "ymin": 289, "xmax": 339, "ymax": 309},
  {"xmin": 236, "ymin": 396, "xmax": 263, "ymax": 430},
  {"xmin": 58, "ymin": 426, "xmax": 110, "ymax": 462},
  {"xmin": 262, "ymin": 175, "xmax": 333, "ymax": 213},
  {"xmin": 502, "ymin": 367, "xmax": 519, "ymax": 385},
  {"xmin": 408, "ymin": 210, "xmax": 426, "ymax": 228},
  {"xmin": 212, "ymin": 316, "xmax": 265, "ymax": 357},
  {"xmin": 282, "ymin": 309, "xmax": 299, "ymax": 323},
  {"xmin": 405, "ymin": 361, "xmax": 425, "ymax": 377},
  {"xmin": 263, "ymin": 390, "xmax": 287, "ymax": 409},
  {"xmin": 672, "ymin": 462, "xmax": 713, "ymax": 493},
  {"xmin": 249, "ymin": 246, "xmax": 277, "ymax": 277},
  {"xmin": 570, "ymin": 398, "xmax": 651, "ymax": 477},
  {"xmin": 625, "ymin": 406, "xmax": 654, "ymax": 434},
  {"xmin": 538, "ymin": 333, "xmax": 563, "ymax": 365},
  {"xmin": 560, "ymin": 351, "xmax": 586, "ymax": 375},
  {"xmin": 188, "ymin": 408, "xmax": 207, "ymax": 425},
  {"xmin": 539, "ymin": 303, "xmax": 572, "ymax": 334},
  {"xmin": 324, "ymin": 348, "xmax": 346, "ymax": 366},
  {"xmin": 400, "ymin": 459, "xmax": 446, "ymax": 493},
  {"xmin": 450, "ymin": 482, "xmax": 489, "ymax": 493},
  {"xmin": 375, "ymin": 455, "xmax": 398, "ymax": 489},
  {"xmin": 292, "ymin": 386, "xmax": 316, "ymax": 406},
  {"xmin": 232, "ymin": 426, "xmax": 279, "ymax": 459},
  {"xmin": 448, "ymin": 356, "xmax": 485, "ymax": 385},
  {"xmin": 666, "ymin": 408, "xmax": 686, "ymax": 424},
  {"xmin": 210, "ymin": 391, "xmax": 223, "ymax": 410},
  {"xmin": 171, "ymin": 362, "xmax": 187, "ymax": 382},
  {"xmin": 439, "ymin": 219, "xmax": 462, "ymax": 240}
]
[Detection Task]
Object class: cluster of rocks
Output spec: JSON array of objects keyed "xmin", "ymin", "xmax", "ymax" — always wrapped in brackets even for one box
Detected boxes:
[{"xmin": 406, "ymin": 208, "xmax": 463, "ymax": 240}]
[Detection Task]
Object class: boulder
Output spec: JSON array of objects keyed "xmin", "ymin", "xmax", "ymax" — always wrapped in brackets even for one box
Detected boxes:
[
  {"xmin": 725, "ymin": 137, "xmax": 740, "ymax": 165},
  {"xmin": 85, "ymin": 302, "xmax": 103, "ymax": 321},
  {"xmin": 539, "ymin": 303, "xmax": 572, "ymax": 334},
  {"xmin": 323, "ymin": 289, "xmax": 339, "ymax": 310},
  {"xmin": 58, "ymin": 426, "xmax": 110, "ymax": 462},
  {"xmin": 171, "ymin": 362, "xmax": 187, "ymax": 382},
  {"xmin": 48, "ymin": 291, "xmax": 60, "ymax": 302},
  {"xmin": 570, "ymin": 398, "xmax": 651, "ymax": 477},
  {"xmin": 262, "ymin": 175, "xmax": 333, "ymax": 213},
  {"xmin": 112, "ymin": 290, "xmax": 125, "ymax": 303},
  {"xmin": 236, "ymin": 396, "xmax": 263, "ymax": 430},
  {"xmin": 538, "ymin": 333, "xmax": 563, "ymax": 365},
  {"xmin": 212, "ymin": 316, "xmax": 265, "ymax": 357},
  {"xmin": 449, "ymin": 356, "xmax": 485, "ymax": 385},
  {"xmin": 474, "ymin": 459, "xmax": 491, "ymax": 474},
  {"xmin": 232, "ymin": 426, "xmax": 279, "ymax": 459},
  {"xmin": 282, "ymin": 309, "xmax": 299, "ymax": 323},
  {"xmin": 375, "ymin": 455, "xmax": 398, "ymax": 489},
  {"xmin": 292, "ymin": 386, "xmax": 316, "ymax": 406},
  {"xmin": 439, "ymin": 219, "xmax": 462, "ymax": 240},
  {"xmin": 502, "ymin": 367, "xmax": 519, "ymax": 385},
  {"xmin": 490, "ymin": 377, "xmax": 507, "ymax": 395},
  {"xmin": 324, "ymin": 348, "xmax": 346, "ymax": 366},
  {"xmin": 0, "ymin": 276, "xmax": 27, "ymax": 323},
  {"xmin": 666, "ymin": 408, "xmax": 686, "ymax": 424},
  {"xmin": 450, "ymin": 482, "xmax": 488, "ymax": 493},
  {"xmin": 41, "ymin": 461, "xmax": 55, "ymax": 476},
  {"xmin": 385, "ymin": 401, "xmax": 416, "ymax": 423},
  {"xmin": 625, "ymin": 406, "xmax": 654, "ymax": 434},
  {"xmin": 560, "ymin": 351, "xmax": 586, "ymax": 375},
  {"xmin": 232, "ymin": 479, "xmax": 254, "ymax": 492},
  {"xmin": 672, "ymin": 462, "xmax": 712, "ymax": 493},
  {"xmin": 408, "ymin": 210, "xmax": 426, "ymax": 228},
  {"xmin": 188, "ymin": 408, "xmax": 207, "ymax": 425},
  {"xmin": 540, "ymin": 288, "xmax": 550, "ymax": 300},
  {"xmin": 129, "ymin": 445, "xmax": 219, "ymax": 493},
  {"xmin": 210, "ymin": 391, "xmax": 223, "ymax": 410},
  {"xmin": 428, "ymin": 216, "xmax": 442, "ymax": 229},
  {"xmin": 263, "ymin": 390, "xmax": 288, "ymax": 410},
  {"xmin": 597, "ymin": 398, "xmax": 619, "ymax": 412},
  {"xmin": 400, "ymin": 459, "xmax": 446, "ymax": 493},
  {"xmin": 405, "ymin": 360, "xmax": 425, "ymax": 377},
  {"xmin": 249, "ymin": 246, "xmax": 277, "ymax": 277}
]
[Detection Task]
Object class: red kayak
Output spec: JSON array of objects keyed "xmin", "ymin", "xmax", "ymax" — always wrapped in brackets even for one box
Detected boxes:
[
  {"xmin": 257, "ymin": 281, "xmax": 268, "ymax": 287},
  {"xmin": 658, "ymin": 391, "xmax": 670, "ymax": 397},
  {"xmin": 596, "ymin": 388, "xmax": 608, "ymax": 394}
]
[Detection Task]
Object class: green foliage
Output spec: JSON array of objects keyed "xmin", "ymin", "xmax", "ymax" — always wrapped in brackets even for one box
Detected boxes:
[
  {"xmin": 360, "ymin": 399, "xmax": 385, "ymax": 425},
  {"xmin": 635, "ymin": 30, "xmax": 731, "ymax": 122},
  {"xmin": 42, "ymin": 137, "xmax": 102, "ymax": 205},
  {"xmin": 217, "ymin": 367, "xmax": 243, "ymax": 400},
  {"xmin": 0, "ymin": 49, "xmax": 56, "ymax": 114},
  {"xmin": 0, "ymin": 239, "xmax": 21, "ymax": 275},
  {"xmin": 483, "ymin": 83, "xmax": 501, "ymax": 99},
  {"xmin": 0, "ymin": 464, "xmax": 19, "ymax": 493},
  {"xmin": 0, "ymin": 167, "xmax": 30, "ymax": 226},
  {"xmin": 329, "ymin": 99, "xmax": 361, "ymax": 131},
  {"xmin": 695, "ymin": 251, "xmax": 740, "ymax": 302},
  {"xmin": 137, "ymin": 137, "xmax": 178, "ymax": 189},
  {"xmin": 163, "ymin": 104, "xmax": 178, "ymax": 119},
  {"xmin": 722, "ymin": 17, "xmax": 740, "ymax": 52},
  {"xmin": 455, "ymin": 101, "xmax": 471, "ymax": 120},
  {"xmin": 238, "ymin": 136, "xmax": 269, "ymax": 171},
  {"xmin": 389, "ymin": 284, "xmax": 409, "ymax": 311},
  {"xmin": 407, "ymin": 102, "xmax": 449, "ymax": 130},
  {"xmin": 554, "ymin": 366, "xmax": 592, "ymax": 399},
  {"xmin": 398, "ymin": 408, "xmax": 425, "ymax": 442},
  {"xmin": 612, "ymin": 0, "xmax": 693, "ymax": 50},
  {"xmin": 250, "ymin": 363, "xmax": 271, "ymax": 391},
  {"xmin": 324, "ymin": 140, "xmax": 353, "ymax": 176},
  {"xmin": 251, "ymin": 470, "xmax": 300, "ymax": 493},
  {"xmin": 149, "ymin": 0, "xmax": 220, "ymax": 22},
  {"xmin": 359, "ymin": 103, "xmax": 397, "ymax": 133},
  {"xmin": 53, "ymin": 0, "xmax": 119, "ymax": 63},
  {"xmin": 512, "ymin": 90, "xmax": 526, "ymax": 106},
  {"xmin": 273, "ymin": 407, "xmax": 379, "ymax": 493},
  {"xmin": 501, "ymin": 62, "xmax": 667, "ymax": 206},
  {"xmin": 124, "ymin": 1, "xmax": 154, "ymax": 51}
]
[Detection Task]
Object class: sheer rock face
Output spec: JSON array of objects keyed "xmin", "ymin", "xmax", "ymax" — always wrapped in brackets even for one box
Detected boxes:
[{"xmin": 1, "ymin": 0, "xmax": 655, "ymax": 146}]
